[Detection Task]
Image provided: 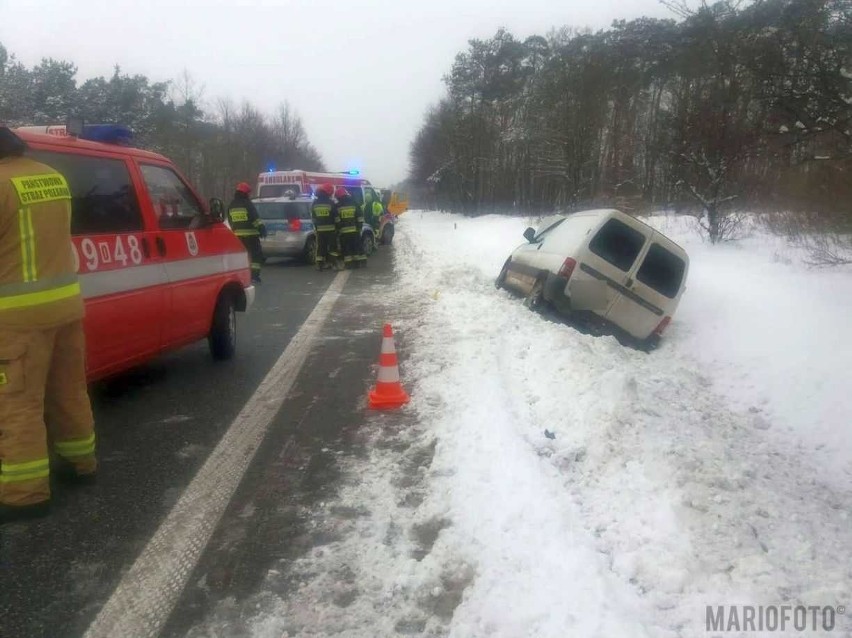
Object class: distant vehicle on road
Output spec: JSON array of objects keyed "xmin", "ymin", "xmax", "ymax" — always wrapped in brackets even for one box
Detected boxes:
[
  {"xmin": 385, "ymin": 191, "xmax": 409, "ymax": 217},
  {"xmin": 496, "ymin": 209, "xmax": 689, "ymax": 347}
]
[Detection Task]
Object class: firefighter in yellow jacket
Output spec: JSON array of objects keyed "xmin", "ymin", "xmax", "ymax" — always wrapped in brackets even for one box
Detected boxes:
[{"xmin": 0, "ymin": 127, "xmax": 96, "ymax": 524}]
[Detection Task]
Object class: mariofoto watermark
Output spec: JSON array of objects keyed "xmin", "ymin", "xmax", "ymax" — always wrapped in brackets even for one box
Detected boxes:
[{"xmin": 706, "ymin": 604, "xmax": 846, "ymax": 633}]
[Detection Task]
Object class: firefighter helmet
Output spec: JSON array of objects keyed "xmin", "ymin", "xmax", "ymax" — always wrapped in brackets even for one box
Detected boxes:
[
  {"xmin": 334, "ymin": 186, "xmax": 349, "ymax": 199},
  {"xmin": 317, "ymin": 183, "xmax": 334, "ymax": 196},
  {"xmin": 235, "ymin": 182, "xmax": 252, "ymax": 194}
]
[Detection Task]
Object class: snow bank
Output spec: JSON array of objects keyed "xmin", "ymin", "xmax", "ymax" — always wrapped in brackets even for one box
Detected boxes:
[
  {"xmin": 191, "ymin": 210, "xmax": 851, "ymax": 637},
  {"xmin": 393, "ymin": 211, "xmax": 851, "ymax": 637},
  {"xmin": 647, "ymin": 213, "xmax": 852, "ymax": 485}
]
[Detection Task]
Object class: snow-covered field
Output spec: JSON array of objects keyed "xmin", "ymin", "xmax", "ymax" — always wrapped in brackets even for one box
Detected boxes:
[{"xmin": 196, "ymin": 211, "xmax": 852, "ymax": 637}]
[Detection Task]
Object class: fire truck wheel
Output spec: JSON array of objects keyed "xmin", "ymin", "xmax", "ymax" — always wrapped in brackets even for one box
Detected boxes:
[
  {"xmin": 209, "ymin": 292, "xmax": 237, "ymax": 360},
  {"xmin": 381, "ymin": 223, "xmax": 395, "ymax": 245}
]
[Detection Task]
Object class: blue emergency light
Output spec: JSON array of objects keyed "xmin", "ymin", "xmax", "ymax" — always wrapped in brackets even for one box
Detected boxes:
[
  {"xmin": 345, "ymin": 170, "xmax": 360, "ymax": 175},
  {"xmin": 79, "ymin": 124, "xmax": 133, "ymax": 145}
]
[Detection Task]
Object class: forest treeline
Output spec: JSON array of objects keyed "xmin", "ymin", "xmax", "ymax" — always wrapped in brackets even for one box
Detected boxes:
[
  {"xmin": 0, "ymin": 43, "xmax": 324, "ymax": 199},
  {"xmin": 408, "ymin": 0, "xmax": 852, "ymax": 243}
]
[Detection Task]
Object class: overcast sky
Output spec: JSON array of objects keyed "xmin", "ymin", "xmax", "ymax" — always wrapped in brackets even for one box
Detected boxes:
[{"xmin": 1, "ymin": 0, "xmax": 681, "ymax": 185}]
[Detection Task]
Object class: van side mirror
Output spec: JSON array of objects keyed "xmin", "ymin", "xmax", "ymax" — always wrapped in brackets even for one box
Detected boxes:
[
  {"xmin": 523, "ymin": 227, "xmax": 536, "ymax": 243},
  {"xmin": 209, "ymin": 197, "xmax": 225, "ymax": 222}
]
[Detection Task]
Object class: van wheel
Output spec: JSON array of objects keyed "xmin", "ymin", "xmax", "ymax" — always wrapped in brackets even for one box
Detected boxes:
[
  {"xmin": 362, "ymin": 233, "xmax": 374, "ymax": 257},
  {"xmin": 523, "ymin": 278, "xmax": 546, "ymax": 312},
  {"xmin": 303, "ymin": 236, "xmax": 317, "ymax": 264},
  {"xmin": 209, "ymin": 292, "xmax": 236, "ymax": 360}
]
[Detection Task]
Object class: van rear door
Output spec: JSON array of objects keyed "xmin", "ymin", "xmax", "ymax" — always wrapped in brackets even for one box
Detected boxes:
[
  {"xmin": 605, "ymin": 232, "xmax": 688, "ymax": 339},
  {"xmin": 578, "ymin": 214, "xmax": 650, "ymax": 318}
]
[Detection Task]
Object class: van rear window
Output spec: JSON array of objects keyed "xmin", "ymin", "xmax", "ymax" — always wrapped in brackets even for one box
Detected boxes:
[
  {"xmin": 636, "ymin": 243, "xmax": 685, "ymax": 298},
  {"xmin": 27, "ymin": 150, "xmax": 143, "ymax": 234},
  {"xmin": 588, "ymin": 218, "xmax": 646, "ymax": 272}
]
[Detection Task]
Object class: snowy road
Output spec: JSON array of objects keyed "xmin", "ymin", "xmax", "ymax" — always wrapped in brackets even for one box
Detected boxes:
[{"xmin": 187, "ymin": 211, "xmax": 851, "ymax": 637}]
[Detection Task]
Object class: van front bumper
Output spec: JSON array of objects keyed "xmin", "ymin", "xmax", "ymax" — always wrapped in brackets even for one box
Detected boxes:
[{"xmin": 243, "ymin": 285, "xmax": 256, "ymax": 311}]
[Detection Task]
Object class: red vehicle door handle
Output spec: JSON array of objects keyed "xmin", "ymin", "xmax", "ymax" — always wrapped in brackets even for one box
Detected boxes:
[
  {"xmin": 140, "ymin": 237, "xmax": 151, "ymax": 259},
  {"xmin": 155, "ymin": 236, "xmax": 167, "ymax": 257}
]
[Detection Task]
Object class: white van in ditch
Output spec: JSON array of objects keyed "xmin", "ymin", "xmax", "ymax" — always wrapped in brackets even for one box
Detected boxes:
[{"xmin": 496, "ymin": 209, "xmax": 689, "ymax": 346}]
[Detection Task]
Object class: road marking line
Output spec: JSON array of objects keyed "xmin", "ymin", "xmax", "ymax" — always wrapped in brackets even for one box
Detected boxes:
[{"xmin": 84, "ymin": 271, "xmax": 351, "ymax": 638}]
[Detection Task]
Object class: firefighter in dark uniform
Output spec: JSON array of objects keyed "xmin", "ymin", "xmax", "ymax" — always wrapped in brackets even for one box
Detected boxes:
[
  {"xmin": 311, "ymin": 183, "xmax": 340, "ymax": 270},
  {"xmin": 228, "ymin": 182, "xmax": 265, "ymax": 284},
  {"xmin": 334, "ymin": 187, "xmax": 364, "ymax": 269}
]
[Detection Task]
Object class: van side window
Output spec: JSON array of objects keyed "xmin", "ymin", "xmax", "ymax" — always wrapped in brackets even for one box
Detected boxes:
[
  {"xmin": 139, "ymin": 164, "xmax": 203, "ymax": 229},
  {"xmin": 27, "ymin": 150, "xmax": 143, "ymax": 234},
  {"xmin": 588, "ymin": 218, "xmax": 646, "ymax": 272},
  {"xmin": 636, "ymin": 243, "xmax": 686, "ymax": 298}
]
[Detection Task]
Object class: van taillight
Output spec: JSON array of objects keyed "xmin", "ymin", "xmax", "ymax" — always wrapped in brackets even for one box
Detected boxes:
[
  {"xmin": 289, "ymin": 218, "xmax": 301, "ymax": 231},
  {"xmin": 558, "ymin": 257, "xmax": 577, "ymax": 279},
  {"xmin": 654, "ymin": 316, "xmax": 672, "ymax": 335}
]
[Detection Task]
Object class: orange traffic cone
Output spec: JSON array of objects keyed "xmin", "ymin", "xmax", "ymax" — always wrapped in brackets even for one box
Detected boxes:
[{"xmin": 368, "ymin": 323, "xmax": 410, "ymax": 410}]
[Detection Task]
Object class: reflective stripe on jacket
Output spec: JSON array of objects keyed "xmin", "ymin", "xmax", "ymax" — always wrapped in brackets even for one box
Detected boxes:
[
  {"xmin": 228, "ymin": 195, "xmax": 263, "ymax": 237},
  {"xmin": 312, "ymin": 197, "xmax": 338, "ymax": 233},
  {"xmin": 0, "ymin": 156, "xmax": 83, "ymax": 328},
  {"xmin": 336, "ymin": 193, "xmax": 362, "ymax": 235}
]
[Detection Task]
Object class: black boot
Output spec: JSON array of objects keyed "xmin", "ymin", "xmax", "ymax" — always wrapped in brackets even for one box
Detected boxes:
[{"xmin": 0, "ymin": 501, "xmax": 51, "ymax": 525}]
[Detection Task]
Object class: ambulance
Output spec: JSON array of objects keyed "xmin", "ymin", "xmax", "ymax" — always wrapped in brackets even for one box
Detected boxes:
[
  {"xmin": 13, "ymin": 124, "xmax": 255, "ymax": 381},
  {"xmin": 257, "ymin": 169, "xmax": 373, "ymax": 203}
]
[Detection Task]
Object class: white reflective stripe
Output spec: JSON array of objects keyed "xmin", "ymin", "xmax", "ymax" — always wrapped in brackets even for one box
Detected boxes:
[
  {"xmin": 163, "ymin": 255, "xmax": 237, "ymax": 283},
  {"xmin": 79, "ymin": 252, "xmax": 248, "ymax": 300},
  {"xmin": 380, "ymin": 336, "xmax": 396, "ymax": 354},
  {"xmin": 80, "ymin": 263, "xmax": 164, "ymax": 299},
  {"xmin": 377, "ymin": 365, "xmax": 400, "ymax": 383},
  {"xmin": 223, "ymin": 251, "xmax": 249, "ymax": 271}
]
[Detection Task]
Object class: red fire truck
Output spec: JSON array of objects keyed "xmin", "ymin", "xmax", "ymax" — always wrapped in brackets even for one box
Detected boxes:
[{"xmin": 14, "ymin": 125, "xmax": 255, "ymax": 381}]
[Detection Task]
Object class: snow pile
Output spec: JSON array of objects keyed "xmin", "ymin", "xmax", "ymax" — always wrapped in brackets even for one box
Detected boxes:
[
  {"xmin": 392, "ymin": 211, "xmax": 851, "ymax": 636},
  {"xmin": 648, "ymin": 213, "xmax": 852, "ymax": 485},
  {"xmin": 192, "ymin": 211, "xmax": 851, "ymax": 637}
]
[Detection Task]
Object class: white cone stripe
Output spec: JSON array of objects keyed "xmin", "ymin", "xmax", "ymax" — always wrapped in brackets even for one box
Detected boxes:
[
  {"xmin": 84, "ymin": 271, "xmax": 351, "ymax": 638},
  {"xmin": 381, "ymin": 336, "xmax": 396, "ymax": 354},
  {"xmin": 377, "ymin": 364, "xmax": 400, "ymax": 383}
]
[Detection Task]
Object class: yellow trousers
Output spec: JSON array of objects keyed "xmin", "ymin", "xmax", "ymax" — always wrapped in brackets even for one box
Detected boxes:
[{"xmin": 0, "ymin": 321, "xmax": 95, "ymax": 506}]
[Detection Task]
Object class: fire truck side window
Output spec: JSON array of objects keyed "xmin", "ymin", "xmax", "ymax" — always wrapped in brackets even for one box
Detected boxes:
[
  {"xmin": 27, "ymin": 150, "xmax": 144, "ymax": 234},
  {"xmin": 139, "ymin": 164, "xmax": 204, "ymax": 229}
]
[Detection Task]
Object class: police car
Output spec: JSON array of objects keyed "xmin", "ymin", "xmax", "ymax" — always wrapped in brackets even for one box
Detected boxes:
[
  {"xmin": 254, "ymin": 192, "xmax": 317, "ymax": 262},
  {"xmin": 14, "ymin": 124, "xmax": 255, "ymax": 381}
]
